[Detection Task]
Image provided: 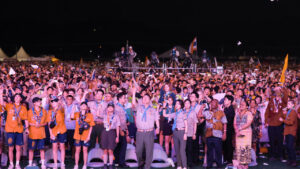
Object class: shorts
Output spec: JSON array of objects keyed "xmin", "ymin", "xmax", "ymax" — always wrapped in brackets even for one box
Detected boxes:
[
  {"xmin": 74, "ymin": 140, "xmax": 90, "ymax": 147},
  {"xmin": 6, "ymin": 132, "xmax": 24, "ymax": 146},
  {"xmin": 51, "ymin": 133, "xmax": 67, "ymax": 143},
  {"xmin": 162, "ymin": 119, "xmax": 173, "ymax": 136},
  {"xmin": 101, "ymin": 129, "xmax": 116, "ymax": 150},
  {"xmin": 28, "ymin": 138, "xmax": 45, "ymax": 150}
]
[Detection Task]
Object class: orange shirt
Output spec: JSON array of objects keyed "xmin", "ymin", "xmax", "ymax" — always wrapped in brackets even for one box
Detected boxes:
[
  {"xmin": 5, "ymin": 103, "xmax": 28, "ymax": 133},
  {"xmin": 27, "ymin": 108, "xmax": 48, "ymax": 139},
  {"xmin": 47, "ymin": 109, "xmax": 67, "ymax": 137},
  {"xmin": 73, "ymin": 112, "xmax": 95, "ymax": 141}
]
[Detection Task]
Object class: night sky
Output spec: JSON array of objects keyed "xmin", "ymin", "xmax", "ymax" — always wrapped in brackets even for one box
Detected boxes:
[{"xmin": 0, "ymin": 0, "xmax": 299, "ymax": 60}]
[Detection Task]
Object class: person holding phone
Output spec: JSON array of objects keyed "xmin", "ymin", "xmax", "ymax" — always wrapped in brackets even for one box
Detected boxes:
[{"xmin": 234, "ymin": 98, "xmax": 253, "ymax": 169}]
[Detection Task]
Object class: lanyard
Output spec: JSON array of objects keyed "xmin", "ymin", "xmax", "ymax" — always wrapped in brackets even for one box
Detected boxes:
[
  {"xmin": 13, "ymin": 104, "xmax": 21, "ymax": 119},
  {"xmin": 78, "ymin": 112, "xmax": 86, "ymax": 126},
  {"xmin": 106, "ymin": 113, "xmax": 115, "ymax": 130},
  {"xmin": 142, "ymin": 105, "xmax": 151, "ymax": 122},
  {"xmin": 273, "ymin": 98, "xmax": 280, "ymax": 113},
  {"xmin": 32, "ymin": 108, "xmax": 43, "ymax": 124},
  {"xmin": 95, "ymin": 100, "xmax": 103, "ymax": 108}
]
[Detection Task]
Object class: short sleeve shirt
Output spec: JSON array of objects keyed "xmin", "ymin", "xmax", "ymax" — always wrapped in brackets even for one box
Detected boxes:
[
  {"xmin": 203, "ymin": 110, "xmax": 227, "ymax": 138},
  {"xmin": 103, "ymin": 112, "xmax": 120, "ymax": 130},
  {"xmin": 135, "ymin": 104, "xmax": 159, "ymax": 130}
]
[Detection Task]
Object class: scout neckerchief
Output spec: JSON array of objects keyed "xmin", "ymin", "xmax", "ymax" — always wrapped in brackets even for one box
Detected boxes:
[
  {"xmin": 106, "ymin": 112, "xmax": 115, "ymax": 131},
  {"xmin": 284, "ymin": 109, "xmax": 293, "ymax": 128},
  {"xmin": 172, "ymin": 109, "xmax": 183, "ymax": 131},
  {"xmin": 78, "ymin": 111, "xmax": 87, "ymax": 126},
  {"xmin": 32, "ymin": 108, "xmax": 43, "ymax": 124},
  {"xmin": 185, "ymin": 108, "xmax": 193, "ymax": 118},
  {"xmin": 51, "ymin": 109, "xmax": 59, "ymax": 124},
  {"xmin": 117, "ymin": 102, "xmax": 130, "ymax": 120},
  {"xmin": 142, "ymin": 105, "xmax": 151, "ymax": 122}
]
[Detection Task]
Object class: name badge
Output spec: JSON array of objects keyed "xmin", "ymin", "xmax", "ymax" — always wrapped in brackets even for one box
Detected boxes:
[{"xmin": 12, "ymin": 116, "xmax": 16, "ymax": 121}]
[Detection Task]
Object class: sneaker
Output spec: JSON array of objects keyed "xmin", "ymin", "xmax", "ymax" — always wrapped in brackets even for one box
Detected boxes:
[
  {"xmin": 82, "ymin": 165, "xmax": 87, "ymax": 169},
  {"xmin": 73, "ymin": 165, "xmax": 79, "ymax": 169},
  {"xmin": 7, "ymin": 164, "xmax": 14, "ymax": 169},
  {"xmin": 41, "ymin": 165, "xmax": 46, "ymax": 169},
  {"xmin": 103, "ymin": 164, "xmax": 108, "ymax": 169},
  {"xmin": 15, "ymin": 164, "xmax": 22, "ymax": 169},
  {"xmin": 61, "ymin": 163, "xmax": 66, "ymax": 169},
  {"xmin": 167, "ymin": 158, "xmax": 175, "ymax": 167},
  {"xmin": 177, "ymin": 166, "xmax": 182, "ymax": 169}
]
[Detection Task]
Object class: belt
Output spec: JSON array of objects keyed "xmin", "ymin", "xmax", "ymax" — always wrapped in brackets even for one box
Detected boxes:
[
  {"xmin": 175, "ymin": 128, "xmax": 185, "ymax": 131},
  {"xmin": 138, "ymin": 128, "xmax": 154, "ymax": 132}
]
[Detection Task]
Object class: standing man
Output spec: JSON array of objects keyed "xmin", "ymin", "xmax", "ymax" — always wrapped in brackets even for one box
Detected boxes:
[
  {"xmin": 63, "ymin": 95, "xmax": 79, "ymax": 156},
  {"xmin": 265, "ymin": 87, "xmax": 288, "ymax": 161},
  {"xmin": 132, "ymin": 86, "xmax": 160, "ymax": 169},
  {"xmin": 114, "ymin": 92, "xmax": 129, "ymax": 168},
  {"xmin": 128, "ymin": 46, "xmax": 137, "ymax": 68},
  {"xmin": 0, "ymin": 94, "xmax": 28, "ymax": 169},
  {"xmin": 223, "ymin": 95, "xmax": 235, "ymax": 165},
  {"xmin": 88, "ymin": 89, "xmax": 105, "ymax": 150},
  {"xmin": 199, "ymin": 99, "xmax": 227, "ymax": 169}
]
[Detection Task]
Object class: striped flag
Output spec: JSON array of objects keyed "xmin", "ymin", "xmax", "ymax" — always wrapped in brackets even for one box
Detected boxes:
[
  {"xmin": 279, "ymin": 54, "xmax": 288, "ymax": 85},
  {"xmin": 188, "ymin": 37, "xmax": 197, "ymax": 54}
]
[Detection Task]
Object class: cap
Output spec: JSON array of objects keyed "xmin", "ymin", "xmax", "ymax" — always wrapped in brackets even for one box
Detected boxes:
[
  {"xmin": 32, "ymin": 97, "xmax": 42, "ymax": 103},
  {"xmin": 51, "ymin": 98, "xmax": 59, "ymax": 102},
  {"xmin": 107, "ymin": 102, "xmax": 115, "ymax": 108}
]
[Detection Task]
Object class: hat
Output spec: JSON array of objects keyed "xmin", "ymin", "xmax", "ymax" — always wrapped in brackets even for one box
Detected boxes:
[
  {"xmin": 51, "ymin": 97, "xmax": 59, "ymax": 102},
  {"xmin": 107, "ymin": 102, "xmax": 115, "ymax": 108},
  {"xmin": 32, "ymin": 97, "xmax": 42, "ymax": 103}
]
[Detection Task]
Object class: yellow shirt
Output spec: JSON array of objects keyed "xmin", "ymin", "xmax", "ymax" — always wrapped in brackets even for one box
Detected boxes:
[
  {"xmin": 27, "ymin": 108, "xmax": 48, "ymax": 139},
  {"xmin": 73, "ymin": 112, "xmax": 95, "ymax": 141},
  {"xmin": 5, "ymin": 103, "xmax": 27, "ymax": 133},
  {"xmin": 47, "ymin": 109, "xmax": 67, "ymax": 136}
]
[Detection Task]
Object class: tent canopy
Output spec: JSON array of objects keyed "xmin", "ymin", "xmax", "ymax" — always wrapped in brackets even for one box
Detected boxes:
[
  {"xmin": 11, "ymin": 46, "xmax": 31, "ymax": 61},
  {"xmin": 0, "ymin": 48, "xmax": 9, "ymax": 61}
]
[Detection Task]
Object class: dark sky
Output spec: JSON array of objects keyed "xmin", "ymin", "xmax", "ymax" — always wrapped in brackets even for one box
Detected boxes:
[{"xmin": 0, "ymin": 0, "xmax": 299, "ymax": 60}]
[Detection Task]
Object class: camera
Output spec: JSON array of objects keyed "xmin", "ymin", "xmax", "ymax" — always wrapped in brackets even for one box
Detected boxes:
[
  {"xmin": 49, "ymin": 120, "xmax": 56, "ymax": 129},
  {"xmin": 79, "ymin": 121, "xmax": 90, "ymax": 135}
]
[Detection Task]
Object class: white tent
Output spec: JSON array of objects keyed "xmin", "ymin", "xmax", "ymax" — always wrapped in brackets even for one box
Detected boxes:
[
  {"xmin": 0, "ymin": 48, "xmax": 9, "ymax": 61},
  {"xmin": 30, "ymin": 55, "xmax": 52, "ymax": 62},
  {"xmin": 11, "ymin": 46, "xmax": 31, "ymax": 61}
]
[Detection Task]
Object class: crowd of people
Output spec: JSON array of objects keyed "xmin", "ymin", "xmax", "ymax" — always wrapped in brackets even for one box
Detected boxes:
[{"xmin": 0, "ymin": 61, "xmax": 299, "ymax": 169}]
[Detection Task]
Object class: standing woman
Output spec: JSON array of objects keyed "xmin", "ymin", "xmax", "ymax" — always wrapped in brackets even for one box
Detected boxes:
[
  {"xmin": 163, "ymin": 100, "xmax": 187, "ymax": 169},
  {"xmin": 101, "ymin": 102, "xmax": 120, "ymax": 169},
  {"xmin": 183, "ymin": 99, "xmax": 198, "ymax": 168},
  {"xmin": 234, "ymin": 98, "xmax": 253, "ymax": 169},
  {"xmin": 160, "ymin": 96, "xmax": 175, "ymax": 157},
  {"xmin": 71, "ymin": 102, "xmax": 95, "ymax": 169},
  {"xmin": 249, "ymin": 100, "xmax": 262, "ymax": 156},
  {"xmin": 47, "ymin": 97, "xmax": 67, "ymax": 169}
]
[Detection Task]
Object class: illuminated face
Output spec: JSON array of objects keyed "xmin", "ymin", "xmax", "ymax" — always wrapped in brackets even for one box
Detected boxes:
[
  {"xmin": 240, "ymin": 100, "xmax": 247, "ymax": 111},
  {"xmin": 175, "ymin": 101, "xmax": 181, "ymax": 110},
  {"xmin": 14, "ymin": 95, "xmax": 22, "ymax": 103},
  {"xmin": 142, "ymin": 95, "xmax": 151, "ymax": 105},
  {"xmin": 80, "ymin": 104, "xmax": 88, "ymax": 111},
  {"xmin": 95, "ymin": 91, "xmax": 103, "ymax": 100},
  {"xmin": 107, "ymin": 106, "xmax": 114, "ymax": 112},
  {"xmin": 189, "ymin": 94, "xmax": 197, "ymax": 102},
  {"xmin": 184, "ymin": 101, "xmax": 191, "ymax": 109}
]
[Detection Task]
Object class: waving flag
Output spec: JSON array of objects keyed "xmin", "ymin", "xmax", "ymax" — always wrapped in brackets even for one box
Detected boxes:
[
  {"xmin": 279, "ymin": 54, "xmax": 288, "ymax": 85},
  {"xmin": 91, "ymin": 69, "xmax": 96, "ymax": 80},
  {"xmin": 188, "ymin": 37, "xmax": 197, "ymax": 54}
]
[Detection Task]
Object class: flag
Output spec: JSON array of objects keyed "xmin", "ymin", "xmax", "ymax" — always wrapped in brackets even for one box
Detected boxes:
[
  {"xmin": 31, "ymin": 65, "xmax": 39, "ymax": 69},
  {"xmin": 214, "ymin": 57, "xmax": 218, "ymax": 68},
  {"xmin": 9, "ymin": 67, "xmax": 16, "ymax": 75},
  {"xmin": 145, "ymin": 56, "xmax": 150, "ymax": 66},
  {"xmin": 279, "ymin": 54, "xmax": 288, "ymax": 85},
  {"xmin": 51, "ymin": 57, "xmax": 59, "ymax": 63},
  {"xmin": 188, "ymin": 37, "xmax": 197, "ymax": 54},
  {"xmin": 255, "ymin": 58, "xmax": 261, "ymax": 69},
  {"xmin": 90, "ymin": 69, "xmax": 96, "ymax": 80},
  {"xmin": 249, "ymin": 57, "xmax": 254, "ymax": 65}
]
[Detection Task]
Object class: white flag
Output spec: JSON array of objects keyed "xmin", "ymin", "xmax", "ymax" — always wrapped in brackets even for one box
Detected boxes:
[
  {"xmin": 31, "ymin": 65, "xmax": 39, "ymax": 69},
  {"xmin": 9, "ymin": 68, "xmax": 16, "ymax": 75},
  {"xmin": 249, "ymin": 57, "xmax": 254, "ymax": 65}
]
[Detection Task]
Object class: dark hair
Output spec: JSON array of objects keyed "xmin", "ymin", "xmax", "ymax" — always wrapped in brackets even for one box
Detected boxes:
[
  {"xmin": 224, "ymin": 95, "xmax": 234, "ymax": 104},
  {"xmin": 69, "ymin": 88, "xmax": 76, "ymax": 93},
  {"xmin": 47, "ymin": 86, "xmax": 53, "ymax": 91},
  {"xmin": 190, "ymin": 92, "xmax": 199, "ymax": 98},
  {"xmin": 117, "ymin": 92, "xmax": 126, "ymax": 101},
  {"xmin": 63, "ymin": 89, "xmax": 69, "ymax": 93},
  {"xmin": 184, "ymin": 99, "xmax": 191, "ymax": 105},
  {"xmin": 143, "ymin": 93, "xmax": 151, "ymax": 99},
  {"xmin": 176, "ymin": 100, "xmax": 184, "ymax": 110},
  {"xmin": 80, "ymin": 102, "xmax": 88, "ymax": 106},
  {"xmin": 66, "ymin": 95, "xmax": 74, "ymax": 99},
  {"xmin": 255, "ymin": 95, "xmax": 262, "ymax": 104},
  {"xmin": 241, "ymin": 98, "xmax": 249, "ymax": 107},
  {"xmin": 96, "ymin": 89, "xmax": 104, "ymax": 95}
]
